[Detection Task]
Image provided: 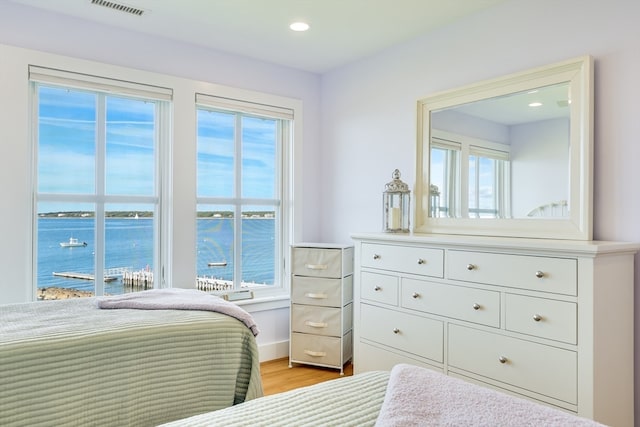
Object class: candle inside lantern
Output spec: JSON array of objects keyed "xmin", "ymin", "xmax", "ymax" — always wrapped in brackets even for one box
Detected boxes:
[{"xmin": 389, "ymin": 207, "xmax": 401, "ymax": 229}]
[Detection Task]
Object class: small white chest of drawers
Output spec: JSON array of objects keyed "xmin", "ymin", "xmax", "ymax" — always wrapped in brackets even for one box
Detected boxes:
[
  {"xmin": 289, "ymin": 243, "xmax": 354, "ymax": 374},
  {"xmin": 351, "ymin": 233, "xmax": 639, "ymax": 427}
]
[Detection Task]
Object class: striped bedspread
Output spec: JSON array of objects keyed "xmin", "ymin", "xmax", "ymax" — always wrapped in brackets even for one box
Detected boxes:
[
  {"xmin": 0, "ymin": 297, "xmax": 263, "ymax": 427},
  {"xmin": 162, "ymin": 364, "xmax": 607, "ymax": 427},
  {"xmin": 159, "ymin": 370, "xmax": 390, "ymax": 427}
]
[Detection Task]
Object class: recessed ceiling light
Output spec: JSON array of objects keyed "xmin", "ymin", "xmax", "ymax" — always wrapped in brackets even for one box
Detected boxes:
[
  {"xmin": 529, "ymin": 102, "xmax": 543, "ymax": 107},
  {"xmin": 289, "ymin": 22, "xmax": 310, "ymax": 32}
]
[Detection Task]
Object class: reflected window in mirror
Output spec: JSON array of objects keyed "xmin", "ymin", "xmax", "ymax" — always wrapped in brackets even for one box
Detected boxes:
[
  {"xmin": 430, "ymin": 139, "xmax": 460, "ymax": 218},
  {"xmin": 468, "ymin": 146, "xmax": 510, "ymax": 219},
  {"xmin": 430, "ymin": 131, "xmax": 510, "ymax": 219}
]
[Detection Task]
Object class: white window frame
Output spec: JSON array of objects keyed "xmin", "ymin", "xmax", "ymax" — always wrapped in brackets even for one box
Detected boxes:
[
  {"xmin": 195, "ymin": 93, "xmax": 296, "ymax": 299},
  {"xmin": 29, "ymin": 66, "xmax": 172, "ymax": 296}
]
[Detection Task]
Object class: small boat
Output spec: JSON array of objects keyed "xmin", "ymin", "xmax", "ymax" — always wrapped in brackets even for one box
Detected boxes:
[
  {"xmin": 60, "ymin": 238, "xmax": 88, "ymax": 248},
  {"xmin": 207, "ymin": 261, "xmax": 228, "ymax": 267}
]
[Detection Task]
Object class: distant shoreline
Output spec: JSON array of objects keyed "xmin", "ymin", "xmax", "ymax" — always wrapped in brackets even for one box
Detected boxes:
[{"xmin": 38, "ymin": 211, "xmax": 276, "ymax": 219}]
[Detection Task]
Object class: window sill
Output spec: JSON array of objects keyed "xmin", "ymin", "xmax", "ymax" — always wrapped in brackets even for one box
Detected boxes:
[{"xmin": 233, "ymin": 293, "xmax": 290, "ymax": 313}]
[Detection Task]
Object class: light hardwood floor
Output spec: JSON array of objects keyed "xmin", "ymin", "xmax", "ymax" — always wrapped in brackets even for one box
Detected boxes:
[{"xmin": 260, "ymin": 358, "xmax": 353, "ymax": 396}]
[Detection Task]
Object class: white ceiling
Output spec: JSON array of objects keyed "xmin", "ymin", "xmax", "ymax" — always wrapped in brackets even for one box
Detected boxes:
[{"xmin": 9, "ymin": 0, "xmax": 507, "ymax": 73}]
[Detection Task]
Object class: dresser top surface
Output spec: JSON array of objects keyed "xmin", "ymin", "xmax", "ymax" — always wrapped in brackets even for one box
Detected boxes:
[{"xmin": 350, "ymin": 232, "xmax": 640, "ymax": 256}]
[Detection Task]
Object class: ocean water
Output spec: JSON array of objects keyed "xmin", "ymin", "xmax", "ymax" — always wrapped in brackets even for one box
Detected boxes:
[{"xmin": 37, "ymin": 217, "xmax": 275, "ymax": 294}]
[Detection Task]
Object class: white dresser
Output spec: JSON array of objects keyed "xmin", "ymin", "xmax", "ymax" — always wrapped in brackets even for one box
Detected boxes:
[
  {"xmin": 289, "ymin": 243, "xmax": 354, "ymax": 374},
  {"xmin": 351, "ymin": 232, "xmax": 638, "ymax": 427}
]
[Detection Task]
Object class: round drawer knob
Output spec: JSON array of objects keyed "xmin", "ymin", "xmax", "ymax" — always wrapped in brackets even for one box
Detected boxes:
[
  {"xmin": 417, "ymin": 258, "xmax": 426, "ymax": 265},
  {"xmin": 535, "ymin": 270, "xmax": 545, "ymax": 278},
  {"xmin": 533, "ymin": 314, "xmax": 542, "ymax": 322},
  {"xmin": 472, "ymin": 303, "xmax": 481, "ymax": 310},
  {"xmin": 374, "ymin": 286, "xmax": 381, "ymax": 292},
  {"xmin": 412, "ymin": 292, "xmax": 420, "ymax": 299},
  {"xmin": 373, "ymin": 254, "xmax": 381, "ymax": 260},
  {"xmin": 498, "ymin": 356, "xmax": 508, "ymax": 364},
  {"xmin": 466, "ymin": 264, "xmax": 476, "ymax": 271},
  {"xmin": 393, "ymin": 328, "xmax": 400, "ymax": 334}
]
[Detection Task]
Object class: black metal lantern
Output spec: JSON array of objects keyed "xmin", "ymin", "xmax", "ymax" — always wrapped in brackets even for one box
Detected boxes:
[{"xmin": 383, "ymin": 169, "xmax": 410, "ymax": 233}]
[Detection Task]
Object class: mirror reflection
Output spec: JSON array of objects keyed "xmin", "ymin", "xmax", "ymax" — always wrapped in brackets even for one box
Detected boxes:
[{"xmin": 429, "ymin": 82, "xmax": 570, "ymax": 220}]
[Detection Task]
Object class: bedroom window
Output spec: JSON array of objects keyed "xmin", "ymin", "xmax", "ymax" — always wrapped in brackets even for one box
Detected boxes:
[
  {"xmin": 30, "ymin": 66, "xmax": 171, "ymax": 298},
  {"xmin": 195, "ymin": 94, "xmax": 293, "ymax": 294}
]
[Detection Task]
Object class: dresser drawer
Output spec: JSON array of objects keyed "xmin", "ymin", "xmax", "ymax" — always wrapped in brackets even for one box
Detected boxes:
[
  {"xmin": 360, "ymin": 271, "xmax": 399, "ymax": 306},
  {"xmin": 360, "ymin": 303, "xmax": 443, "ymax": 363},
  {"xmin": 448, "ymin": 324, "xmax": 577, "ymax": 404},
  {"xmin": 447, "ymin": 250, "xmax": 577, "ymax": 296},
  {"xmin": 361, "ymin": 243, "xmax": 444, "ymax": 278},
  {"xmin": 505, "ymin": 294, "xmax": 577, "ymax": 344},
  {"xmin": 401, "ymin": 278, "xmax": 500, "ymax": 327},
  {"xmin": 291, "ymin": 303, "xmax": 352, "ymax": 337},
  {"xmin": 291, "ymin": 276, "xmax": 352, "ymax": 307},
  {"xmin": 292, "ymin": 247, "xmax": 349, "ymax": 278},
  {"xmin": 291, "ymin": 331, "xmax": 352, "ymax": 367}
]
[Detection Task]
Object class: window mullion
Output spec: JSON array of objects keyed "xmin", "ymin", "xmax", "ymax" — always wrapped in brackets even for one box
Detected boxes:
[
  {"xmin": 234, "ymin": 114, "xmax": 243, "ymax": 289},
  {"xmin": 94, "ymin": 94, "xmax": 106, "ymax": 296}
]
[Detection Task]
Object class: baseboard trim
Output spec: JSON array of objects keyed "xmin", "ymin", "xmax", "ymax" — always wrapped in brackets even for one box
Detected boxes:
[{"xmin": 258, "ymin": 340, "xmax": 289, "ymax": 362}]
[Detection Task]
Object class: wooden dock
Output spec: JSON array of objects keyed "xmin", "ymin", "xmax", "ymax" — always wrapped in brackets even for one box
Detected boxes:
[{"xmin": 53, "ymin": 272, "xmax": 118, "ymax": 282}]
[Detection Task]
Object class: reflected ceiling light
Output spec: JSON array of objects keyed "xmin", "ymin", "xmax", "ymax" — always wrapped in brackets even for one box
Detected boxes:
[
  {"xmin": 289, "ymin": 22, "xmax": 310, "ymax": 32},
  {"xmin": 529, "ymin": 102, "xmax": 543, "ymax": 107}
]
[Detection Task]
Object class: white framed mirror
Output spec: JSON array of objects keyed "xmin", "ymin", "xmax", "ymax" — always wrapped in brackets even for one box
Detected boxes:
[{"xmin": 415, "ymin": 56, "xmax": 593, "ymax": 240}]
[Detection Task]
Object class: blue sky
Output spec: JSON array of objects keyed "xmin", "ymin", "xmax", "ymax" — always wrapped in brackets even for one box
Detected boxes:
[{"xmin": 38, "ymin": 85, "xmax": 277, "ymax": 213}]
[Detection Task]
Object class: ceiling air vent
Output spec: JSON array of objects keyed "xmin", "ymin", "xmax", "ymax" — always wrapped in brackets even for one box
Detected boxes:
[{"xmin": 91, "ymin": 0, "xmax": 145, "ymax": 16}]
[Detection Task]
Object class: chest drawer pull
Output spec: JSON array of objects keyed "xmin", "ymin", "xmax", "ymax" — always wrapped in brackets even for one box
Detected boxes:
[
  {"xmin": 532, "ymin": 314, "xmax": 543, "ymax": 322},
  {"xmin": 498, "ymin": 356, "xmax": 508, "ymax": 364},
  {"xmin": 374, "ymin": 285, "xmax": 382, "ymax": 291},
  {"xmin": 393, "ymin": 328, "xmax": 400, "ymax": 334},
  {"xmin": 412, "ymin": 292, "xmax": 420, "ymax": 299},
  {"xmin": 304, "ymin": 292, "xmax": 328, "ymax": 299},
  {"xmin": 304, "ymin": 320, "xmax": 328, "ymax": 328},
  {"xmin": 417, "ymin": 258, "xmax": 426, "ymax": 265},
  {"xmin": 373, "ymin": 254, "xmax": 381, "ymax": 260},
  {"xmin": 466, "ymin": 263, "xmax": 476, "ymax": 271},
  {"xmin": 472, "ymin": 303, "xmax": 481, "ymax": 310},
  {"xmin": 535, "ymin": 270, "xmax": 545, "ymax": 278},
  {"xmin": 304, "ymin": 349, "xmax": 327, "ymax": 357},
  {"xmin": 305, "ymin": 263, "xmax": 328, "ymax": 270}
]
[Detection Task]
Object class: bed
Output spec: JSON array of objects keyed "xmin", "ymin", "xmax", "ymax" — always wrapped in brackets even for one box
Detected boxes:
[
  {"xmin": 160, "ymin": 364, "xmax": 605, "ymax": 427},
  {"xmin": 0, "ymin": 290, "xmax": 262, "ymax": 427}
]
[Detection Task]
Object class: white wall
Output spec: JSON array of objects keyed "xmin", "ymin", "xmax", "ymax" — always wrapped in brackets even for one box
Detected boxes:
[
  {"xmin": 320, "ymin": 0, "xmax": 640, "ymax": 420},
  {"xmin": 511, "ymin": 118, "xmax": 569, "ymax": 217}
]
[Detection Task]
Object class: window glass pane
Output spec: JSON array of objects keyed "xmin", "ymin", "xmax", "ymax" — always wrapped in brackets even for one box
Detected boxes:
[
  {"xmin": 106, "ymin": 96, "xmax": 156, "ymax": 196},
  {"xmin": 105, "ymin": 204, "xmax": 156, "ymax": 295},
  {"xmin": 430, "ymin": 146, "xmax": 458, "ymax": 218},
  {"xmin": 197, "ymin": 204, "xmax": 235, "ymax": 291},
  {"xmin": 37, "ymin": 202, "xmax": 95, "ymax": 299},
  {"xmin": 37, "ymin": 86, "xmax": 95, "ymax": 194},
  {"xmin": 242, "ymin": 116, "xmax": 276, "ymax": 199},
  {"xmin": 469, "ymin": 155, "xmax": 478, "ymax": 217},
  {"xmin": 470, "ymin": 156, "xmax": 500, "ymax": 218},
  {"xmin": 197, "ymin": 109, "xmax": 235, "ymax": 198},
  {"xmin": 242, "ymin": 205, "xmax": 276, "ymax": 287},
  {"xmin": 478, "ymin": 157, "xmax": 497, "ymax": 217}
]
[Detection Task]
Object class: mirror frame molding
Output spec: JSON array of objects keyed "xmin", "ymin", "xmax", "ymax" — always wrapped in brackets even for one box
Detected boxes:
[{"xmin": 415, "ymin": 55, "xmax": 593, "ymax": 240}]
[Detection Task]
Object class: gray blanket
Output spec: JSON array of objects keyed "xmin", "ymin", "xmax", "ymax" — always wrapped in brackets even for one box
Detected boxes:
[
  {"xmin": 375, "ymin": 364, "xmax": 604, "ymax": 427},
  {"xmin": 96, "ymin": 288, "xmax": 259, "ymax": 336}
]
